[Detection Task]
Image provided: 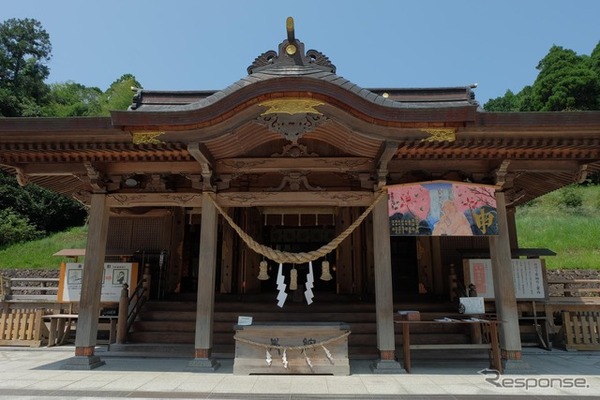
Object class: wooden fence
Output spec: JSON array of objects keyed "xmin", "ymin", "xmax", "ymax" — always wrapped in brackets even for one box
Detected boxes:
[
  {"xmin": 562, "ymin": 311, "xmax": 600, "ymax": 351},
  {"xmin": 0, "ymin": 309, "xmax": 48, "ymax": 347}
]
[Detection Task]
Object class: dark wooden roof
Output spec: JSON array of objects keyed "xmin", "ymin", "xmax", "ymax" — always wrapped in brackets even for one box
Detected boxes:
[{"xmin": 1, "ymin": 30, "xmax": 600, "ymax": 207}]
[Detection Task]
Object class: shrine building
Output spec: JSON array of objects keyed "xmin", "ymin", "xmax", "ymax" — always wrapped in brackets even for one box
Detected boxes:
[{"xmin": 1, "ymin": 18, "xmax": 600, "ymax": 372}]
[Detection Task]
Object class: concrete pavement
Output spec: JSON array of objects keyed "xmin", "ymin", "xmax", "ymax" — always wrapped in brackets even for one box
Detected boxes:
[{"xmin": 0, "ymin": 346, "xmax": 598, "ymax": 399}]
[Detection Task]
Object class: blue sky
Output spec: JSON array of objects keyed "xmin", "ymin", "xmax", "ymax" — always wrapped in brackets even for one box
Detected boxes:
[{"xmin": 3, "ymin": 0, "xmax": 599, "ymax": 106}]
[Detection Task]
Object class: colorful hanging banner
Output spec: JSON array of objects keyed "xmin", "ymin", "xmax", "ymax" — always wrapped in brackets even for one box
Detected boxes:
[{"xmin": 388, "ymin": 181, "xmax": 498, "ymax": 236}]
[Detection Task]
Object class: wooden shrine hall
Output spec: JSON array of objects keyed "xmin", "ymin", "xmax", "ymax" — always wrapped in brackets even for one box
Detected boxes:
[{"xmin": 2, "ymin": 18, "xmax": 600, "ymax": 372}]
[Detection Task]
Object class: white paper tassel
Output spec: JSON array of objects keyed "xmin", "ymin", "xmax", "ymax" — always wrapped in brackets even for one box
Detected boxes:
[
  {"xmin": 282, "ymin": 348, "xmax": 288, "ymax": 368},
  {"xmin": 322, "ymin": 345, "xmax": 334, "ymax": 364},
  {"xmin": 266, "ymin": 349, "xmax": 272, "ymax": 366},
  {"xmin": 276, "ymin": 263, "xmax": 287, "ymax": 308},
  {"xmin": 290, "ymin": 267, "xmax": 298, "ymax": 290},
  {"xmin": 303, "ymin": 349, "xmax": 313, "ymax": 371},
  {"xmin": 304, "ymin": 261, "xmax": 315, "ymax": 305}
]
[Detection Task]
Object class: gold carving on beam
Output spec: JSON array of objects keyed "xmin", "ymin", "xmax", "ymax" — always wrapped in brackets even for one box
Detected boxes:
[
  {"xmin": 420, "ymin": 128, "xmax": 457, "ymax": 143},
  {"xmin": 217, "ymin": 192, "xmax": 277, "ymax": 206},
  {"xmin": 218, "ymin": 159, "xmax": 268, "ymax": 171},
  {"xmin": 259, "ymin": 98, "xmax": 325, "ymax": 115},
  {"xmin": 108, "ymin": 193, "xmax": 203, "ymax": 207},
  {"xmin": 132, "ymin": 131, "xmax": 165, "ymax": 145}
]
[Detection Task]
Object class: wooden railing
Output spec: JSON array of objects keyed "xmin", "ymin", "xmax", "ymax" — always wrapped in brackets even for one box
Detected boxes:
[
  {"xmin": 116, "ymin": 267, "xmax": 151, "ymax": 344},
  {"xmin": 1, "ymin": 277, "xmax": 59, "ymax": 302}
]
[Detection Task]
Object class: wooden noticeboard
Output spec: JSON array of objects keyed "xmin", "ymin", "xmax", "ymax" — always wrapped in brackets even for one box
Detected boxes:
[
  {"xmin": 463, "ymin": 258, "xmax": 547, "ymax": 300},
  {"xmin": 58, "ymin": 262, "xmax": 138, "ymax": 303}
]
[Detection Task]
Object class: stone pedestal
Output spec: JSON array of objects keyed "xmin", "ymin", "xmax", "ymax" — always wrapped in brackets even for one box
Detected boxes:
[{"xmin": 61, "ymin": 355, "xmax": 105, "ymax": 370}]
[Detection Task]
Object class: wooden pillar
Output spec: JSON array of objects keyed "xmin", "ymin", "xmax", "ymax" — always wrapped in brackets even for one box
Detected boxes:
[
  {"xmin": 168, "ymin": 207, "xmax": 185, "ymax": 293},
  {"xmin": 489, "ymin": 191, "xmax": 522, "ymax": 363},
  {"xmin": 188, "ymin": 193, "xmax": 220, "ymax": 371},
  {"xmin": 370, "ymin": 193, "xmax": 403, "ymax": 373},
  {"xmin": 63, "ymin": 193, "xmax": 109, "ymax": 370},
  {"xmin": 416, "ymin": 237, "xmax": 433, "ymax": 294},
  {"xmin": 220, "ymin": 207, "xmax": 234, "ymax": 293},
  {"xmin": 430, "ymin": 237, "xmax": 444, "ymax": 295},
  {"xmin": 336, "ymin": 208, "xmax": 353, "ymax": 294},
  {"xmin": 506, "ymin": 206, "xmax": 519, "ymax": 250}
]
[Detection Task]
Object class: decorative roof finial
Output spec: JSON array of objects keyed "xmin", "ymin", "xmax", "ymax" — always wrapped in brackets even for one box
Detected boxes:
[
  {"xmin": 286, "ymin": 16, "xmax": 295, "ymax": 43},
  {"xmin": 247, "ymin": 17, "xmax": 336, "ymax": 74}
]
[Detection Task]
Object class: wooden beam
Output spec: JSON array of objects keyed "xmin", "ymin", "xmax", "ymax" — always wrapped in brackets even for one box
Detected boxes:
[
  {"xmin": 107, "ymin": 192, "xmax": 204, "ymax": 207},
  {"xmin": 188, "ymin": 142, "xmax": 216, "ymax": 169},
  {"xmin": 375, "ymin": 141, "xmax": 399, "ymax": 188},
  {"xmin": 217, "ymin": 157, "xmax": 374, "ymax": 174},
  {"xmin": 217, "ymin": 191, "xmax": 375, "ymax": 207}
]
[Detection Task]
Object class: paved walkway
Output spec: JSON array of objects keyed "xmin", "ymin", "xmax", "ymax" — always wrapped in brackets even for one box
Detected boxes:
[{"xmin": 0, "ymin": 346, "xmax": 598, "ymax": 399}]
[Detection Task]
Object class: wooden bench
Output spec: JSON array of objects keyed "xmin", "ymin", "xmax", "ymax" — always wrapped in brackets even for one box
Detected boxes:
[
  {"xmin": 395, "ymin": 319, "xmax": 502, "ymax": 373},
  {"xmin": 2, "ymin": 278, "xmax": 59, "ymax": 302},
  {"xmin": 44, "ymin": 314, "xmax": 118, "ymax": 347},
  {"xmin": 548, "ymin": 279, "xmax": 600, "ymax": 297}
]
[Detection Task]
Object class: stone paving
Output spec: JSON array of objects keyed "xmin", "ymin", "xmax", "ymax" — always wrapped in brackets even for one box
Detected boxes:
[{"xmin": 0, "ymin": 346, "xmax": 598, "ymax": 399}]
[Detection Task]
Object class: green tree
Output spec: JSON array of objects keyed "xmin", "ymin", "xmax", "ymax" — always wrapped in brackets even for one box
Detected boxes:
[
  {"xmin": 0, "ymin": 208, "xmax": 44, "ymax": 247},
  {"xmin": 483, "ymin": 89, "xmax": 520, "ymax": 112},
  {"xmin": 42, "ymin": 81, "xmax": 103, "ymax": 117},
  {"xmin": 0, "ymin": 18, "xmax": 51, "ymax": 117},
  {"xmin": 484, "ymin": 42, "xmax": 600, "ymax": 112},
  {"xmin": 101, "ymin": 73, "xmax": 141, "ymax": 114},
  {"xmin": 0, "ymin": 172, "xmax": 87, "ymax": 234},
  {"xmin": 532, "ymin": 45, "xmax": 599, "ymax": 111}
]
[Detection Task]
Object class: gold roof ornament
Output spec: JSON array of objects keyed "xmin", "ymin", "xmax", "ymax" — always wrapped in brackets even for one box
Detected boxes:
[
  {"xmin": 132, "ymin": 131, "xmax": 165, "ymax": 145},
  {"xmin": 420, "ymin": 128, "xmax": 457, "ymax": 143},
  {"xmin": 259, "ymin": 98, "xmax": 324, "ymax": 116}
]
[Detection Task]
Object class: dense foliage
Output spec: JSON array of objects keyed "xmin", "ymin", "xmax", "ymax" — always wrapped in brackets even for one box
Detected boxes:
[
  {"xmin": 0, "ymin": 172, "xmax": 87, "ymax": 247},
  {"xmin": 484, "ymin": 42, "xmax": 600, "ymax": 111},
  {"xmin": 0, "ymin": 18, "xmax": 51, "ymax": 117},
  {"xmin": 0, "ymin": 18, "xmax": 142, "ymax": 247},
  {"xmin": 0, "ymin": 18, "xmax": 141, "ymax": 118}
]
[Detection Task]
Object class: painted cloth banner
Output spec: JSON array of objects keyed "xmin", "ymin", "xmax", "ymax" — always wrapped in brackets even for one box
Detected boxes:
[{"xmin": 388, "ymin": 181, "xmax": 498, "ymax": 236}]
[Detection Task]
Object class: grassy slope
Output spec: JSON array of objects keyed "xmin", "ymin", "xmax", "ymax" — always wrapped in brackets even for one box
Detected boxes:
[
  {"xmin": 0, "ymin": 225, "xmax": 87, "ymax": 269},
  {"xmin": 516, "ymin": 185, "xmax": 600, "ymax": 269},
  {"xmin": 0, "ymin": 186, "xmax": 598, "ymax": 270}
]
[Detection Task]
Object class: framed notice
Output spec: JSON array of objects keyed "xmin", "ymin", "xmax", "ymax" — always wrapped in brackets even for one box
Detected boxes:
[
  {"xmin": 58, "ymin": 262, "xmax": 139, "ymax": 303},
  {"xmin": 463, "ymin": 258, "xmax": 547, "ymax": 300}
]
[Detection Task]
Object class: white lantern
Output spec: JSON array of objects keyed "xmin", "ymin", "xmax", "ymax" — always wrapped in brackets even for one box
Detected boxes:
[
  {"xmin": 320, "ymin": 261, "xmax": 333, "ymax": 281},
  {"xmin": 257, "ymin": 260, "xmax": 269, "ymax": 280}
]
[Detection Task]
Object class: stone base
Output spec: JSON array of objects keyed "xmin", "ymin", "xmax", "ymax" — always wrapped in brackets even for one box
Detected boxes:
[
  {"xmin": 186, "ymin": 357, "xmax": 221, "ymax": 372},
  {"xmin": 60, "ymin": 356, "xmax": 105, "ymax": 370},
  {"xmin": 502, "ymin": 359, "xmax": 533, "ymax": 374},
  {"xmin": 370, "ymin": 359, "xmax": 405, "ymax": 374}
]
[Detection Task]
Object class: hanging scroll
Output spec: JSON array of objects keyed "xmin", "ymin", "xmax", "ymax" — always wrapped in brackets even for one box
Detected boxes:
[{"xmin": 388, "ymin": 181, "xmax": 498, "ymax": 236}]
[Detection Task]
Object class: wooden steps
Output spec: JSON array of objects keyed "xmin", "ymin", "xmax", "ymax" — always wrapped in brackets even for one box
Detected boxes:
[{"xmin": 121, "ymin": 297, "xmax": 469, "ymax": 359}]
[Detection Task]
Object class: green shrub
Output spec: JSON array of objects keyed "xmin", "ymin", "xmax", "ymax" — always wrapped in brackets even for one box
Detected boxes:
[
  {"xmin": 0, "ymin": 208, "xmax": 45, "ymax": 247},
  {"xmin": 559, "ymin": 186, "xmax": 583, "ymax": 209}
]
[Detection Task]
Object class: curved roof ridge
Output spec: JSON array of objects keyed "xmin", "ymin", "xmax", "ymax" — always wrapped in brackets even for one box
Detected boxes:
[{"xmin": 125, "ymin": 20, "xmax": 478, "ymax": 114}]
